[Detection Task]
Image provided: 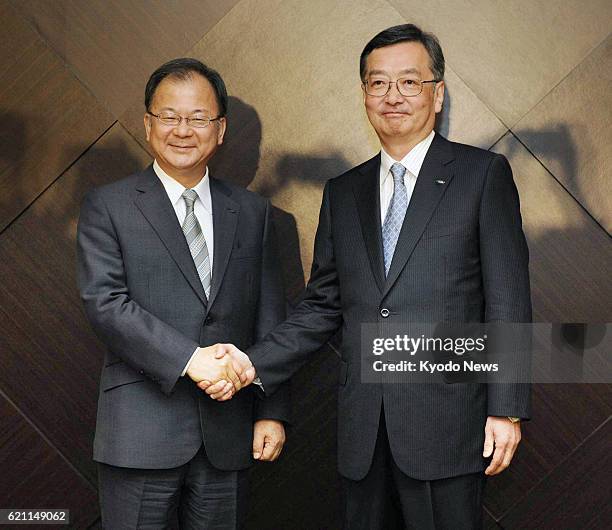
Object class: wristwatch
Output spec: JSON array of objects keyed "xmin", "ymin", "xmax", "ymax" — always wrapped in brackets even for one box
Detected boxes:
[{"xmin": 507, "ymin": 417, "xmax": 521, "ymax": 423}]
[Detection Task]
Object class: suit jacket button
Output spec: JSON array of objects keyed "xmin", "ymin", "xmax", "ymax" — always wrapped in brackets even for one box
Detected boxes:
[
  {"xmin": 205, "ymin": 316, "xmax": 213, "ymax": 325},
  {"xmin": 380, "ymin": 308, "xmax": 390, "ymax": 318}
]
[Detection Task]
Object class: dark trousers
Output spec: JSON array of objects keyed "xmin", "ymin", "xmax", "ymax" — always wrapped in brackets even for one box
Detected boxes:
[
  {"xmin": 342, "ymin": 413, "xmax": 486, "ymax": 530},
  {"xmin": 98, "ymin": 445, "xmax": 248, "ymax": 530}
]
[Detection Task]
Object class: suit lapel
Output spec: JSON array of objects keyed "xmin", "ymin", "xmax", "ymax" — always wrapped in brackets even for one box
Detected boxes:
[
  {"xmin": 352, "ymin": 154, "xmax": 385, "ymax": 293},
  {"xmin": 133, "ymin": 165, "xmax": 208, "ymax": 307},
  {"xmin": 383, "ymin": 134, "xmax": 455, "ymax": 297},
  {"xmin": 207, "ymin": 177, "xmax": 239, "ymax": 311}
]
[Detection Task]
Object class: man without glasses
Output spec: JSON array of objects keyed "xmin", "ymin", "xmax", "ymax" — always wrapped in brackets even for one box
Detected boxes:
[
  {"xmin": 77, "ymin": 58, "xmax": 289, "ymax": 529},
  {"xmin": 203, "ymin": 24, "xmax": 531, "ymax": 529}
]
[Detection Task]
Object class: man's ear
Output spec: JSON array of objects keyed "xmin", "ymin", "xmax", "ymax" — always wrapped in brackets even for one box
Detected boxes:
[
  {"xmin": 216, "ymin": 117, "xmax": 227, "ymax": 146},
  {"xmin": 144, "ymin": 113, "xmax": 152, "ymax": 142},
  {"xmin": 434, "ymin": 80, "xmax": 445, "ymax": 114}
]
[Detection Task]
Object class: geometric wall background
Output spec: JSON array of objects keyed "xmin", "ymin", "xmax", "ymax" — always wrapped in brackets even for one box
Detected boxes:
[{"xmin": 1, "ymin": 1, "xmax": 610, "ymax": 528}]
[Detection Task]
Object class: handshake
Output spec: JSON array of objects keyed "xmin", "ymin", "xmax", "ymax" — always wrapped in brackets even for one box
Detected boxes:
[{"xmin": 186, "ymin": 344, "xmax": 255, "ymax": 401}]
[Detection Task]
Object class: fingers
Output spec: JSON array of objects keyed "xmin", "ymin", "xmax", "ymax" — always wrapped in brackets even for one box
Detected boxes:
[
  {"xmin": 253, "ymin": 421, "xmax": 285, "ymax": 462},
  {"xmin": 220, "ymin": 344, "xmax": 253, "ymax": 387},
  {"xmin": 214, "ymin": 343, "xmax": 232, "ymax": 359},
  {"xmin": 266, "ymin": 434, "xmax": 285, "ymax": 462},
  {"xmin": 206, "ymin": 380, "xmax": 234, "ymax": 400},
  {"xmin": 195, "ymin": 379, "xmax": 235, "ymax": 401},
  {"xmin": 485, "ymin": 441, "xmax": 507, "ymax": 476},
  {"xmin": 200, "ymin": 379, "xmax": 225, "ymax": 393},
  {"xmin": 270, "ymin": 441, "xmax": 284, "ymax": 461},
  {"xmin": 222, "ymin": 358, "xmax": 243, "ymax": 390},
  {"xmin": 213, "ymin": 387, "xmax": 235, "ymax": 402},
  {"xmin": 253, "ymin": 428, "xmax": 265, "ymax": 460},
  {"xmin": 502, "ymin": 423, "xmax": 522, "ymax": 469},
  {"xmin": 259, "ymin": 437, "xmax": 277, "ymax": 461},
  {"xmin": 231, "ymin": 359, "xmax": 248, "ymax": 385},
  {"xmin": 483, "ymin": 423, "xmax": 494, "ymax": 458},
  {"xmin": 191, "ymin": 344, "xmax": 254, "ymax": 400},
  {"xmin": 484, "ymin": 419, "xmax": 522, "ymax": 476},
  {"xmin": 245, "ymin": 366, "xmax": 256, "ymax": 384}
]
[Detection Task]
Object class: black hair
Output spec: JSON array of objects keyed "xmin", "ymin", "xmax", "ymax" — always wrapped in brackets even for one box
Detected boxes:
[
  {"xmin": 360, "ymin": 24, "xmax": 445, "ymax": 81},
  {"xmin": 144, "ymin": 58, "xmax": 228, "ymax": 117}
]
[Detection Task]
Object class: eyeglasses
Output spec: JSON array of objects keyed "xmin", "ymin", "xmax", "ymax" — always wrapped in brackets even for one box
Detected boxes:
[
  {"xmin": 363, "ymin": 77, "xmax": 439, "ymax": 97},
  {"xmin": 147, "ymin": 112, "xmax": 223, "ymax": 128}
]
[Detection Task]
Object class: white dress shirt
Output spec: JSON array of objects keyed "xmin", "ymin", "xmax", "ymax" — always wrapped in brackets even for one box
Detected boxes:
[
  {"xmin": 153, "ymin": 162, "xmax": 263, "ymax": 389},
  {"xmin": 379, "ymin": 130, "xmax": 435, "ymax": 223},
  {"xmin": 153, "ymin": 160, "xmax": 214, "ymax": 269},
  {"xmin": 153, "ymin": 160, "xmax": 214, "ymax": 377}
]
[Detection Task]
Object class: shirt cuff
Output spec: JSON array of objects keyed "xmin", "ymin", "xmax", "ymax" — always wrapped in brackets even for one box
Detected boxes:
[
  {"xmin": 253, "ymin": 377, "xmax": 264, "ymax": 391},
  {"xmin": 182, "ymin": 348, "xmax": 199, "ymax": 377}
]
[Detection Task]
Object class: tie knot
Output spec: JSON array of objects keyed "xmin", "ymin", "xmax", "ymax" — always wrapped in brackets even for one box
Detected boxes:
[
  {"xmin": 182, "ymin": 189, "xmax": 198, "ymax": 207},
  {"xmin": 390, "ymin": 162, "xmax": 406, "ymax": 183}
]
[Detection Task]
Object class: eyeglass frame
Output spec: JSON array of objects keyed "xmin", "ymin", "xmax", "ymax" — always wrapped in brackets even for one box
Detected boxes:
[
  {"xmin": 146, "ymin": 111, "xmax": 224, "ymax": 128},
  {"xmin": 362, "ymin": 77, "xmax": 440, "ymax": 98}
]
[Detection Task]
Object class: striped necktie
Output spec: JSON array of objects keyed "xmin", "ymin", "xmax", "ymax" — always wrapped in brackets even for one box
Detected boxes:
[
  {"xmin": 382, "ymin": 162, "xmax": 408, "ymax": 276},
  {"xmin": 181, "ymin": 189, "xmax": 211, "ymax": 298}
]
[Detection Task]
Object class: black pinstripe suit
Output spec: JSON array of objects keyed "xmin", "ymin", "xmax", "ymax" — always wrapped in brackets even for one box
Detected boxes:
[{"xmin": 249, "ymin": 133, "xmax": 531, "ymax": 525}]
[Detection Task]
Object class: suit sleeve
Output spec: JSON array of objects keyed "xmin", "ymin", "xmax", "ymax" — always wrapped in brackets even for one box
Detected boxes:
[
  {"xmin": 248, "ymin": 182, "xmax": 343, "ymax": 396},
  {"xmin": 76, "ymin": 189, "xmax": 198, "ymax": 396},
  {"xmin": 479, "ymin": 154, "xmax": 532, "ymax": 419},
  {"xmin": 253, "ymin": 200, "xmax": 291, "ymax": 422}
]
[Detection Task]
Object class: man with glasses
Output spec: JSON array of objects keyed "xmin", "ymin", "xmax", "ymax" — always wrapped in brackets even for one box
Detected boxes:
[
  {"xmin": 77, "ymin": 58, "xmax": 289, "ymax": 528},
  {"xmin": 204, "ymin": 24, "xmax": 531, "ymax": 528}
]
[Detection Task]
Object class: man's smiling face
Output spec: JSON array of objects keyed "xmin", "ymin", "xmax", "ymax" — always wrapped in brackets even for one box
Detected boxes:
[
  {"xmin": 144, "ymin": 73, "xmax": 226, "ymax": 179},
  {"xmin": 363, "ymin": 41, "xmax": 444, "ymax": 146}
]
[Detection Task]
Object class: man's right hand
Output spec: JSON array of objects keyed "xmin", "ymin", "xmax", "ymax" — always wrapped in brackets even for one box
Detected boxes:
[
  {"xmin": 197, "ymin": 345, "xmax": 256, "ymax": 400},
  {"xmin": 186, "ymin": 344, "xmax": 245, "ymax": 395}
]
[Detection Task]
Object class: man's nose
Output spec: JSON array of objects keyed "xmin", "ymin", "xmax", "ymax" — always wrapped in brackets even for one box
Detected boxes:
[
  {"xmin": 384, "ymin": 81, "xmax": 405, "ymax": 104},
  {"xmin": 173, "ymin": 119, "xmax": 194, "ymax": 136}
]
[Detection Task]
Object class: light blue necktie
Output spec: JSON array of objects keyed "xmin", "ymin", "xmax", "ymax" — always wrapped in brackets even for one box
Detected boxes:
[
  {"xmin": 182, "ymin": 189, "xmax": 211, "ymax": 298},
  {"xmin": 382, "ymin": 162, "xmax": 408, "ymax": 276}
]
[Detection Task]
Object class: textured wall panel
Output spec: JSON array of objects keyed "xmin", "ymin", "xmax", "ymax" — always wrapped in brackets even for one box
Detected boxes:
[
  {"xmin": 13, "ymin": 0, "xmax": 242, "ymax": 117},
  {"xmin": 0, "ymin": 396, "xmax": 98, "ymax": 528},
  {"xmin": 121, "ymin": 0, "xmax": 507, "ymax": 278},
  {"xmin": 482, "ymin": 132, "xmax": 612, "ymax": 517},
  {"xmin": 484, "ymin": 383, "xmax": 612, "ymax": 517},
  {"xmin": 246, "ymin": 348, "xmax": 341, "ymax": 529},
  {"xmin": 0, "ymin": 124, "xmax": 151, "ymax": 482},
  {"xmin": 0, "ymin": 0, "xmax": 114, "ymax": 231},
  {"xmin": 436, "ymin": 67, "xmax": 507, "ymax": 149},
  {"xmin": 1, "ymin": 1, "xmax": 610, "ymax": 527},
  {"xmin": 500, "ymin": 418, "xmax": 611, "ymax": 529},
  {"xmin": 515, "ymin": 35, "xmax": 612, "ymax": 233},
  {"xmin": 388, "ymin": 0, "xmax": 612, "ymax": 126},
  {"xmin": 493, "ymin": 133, "xmax": 612, "ymax": 322}
]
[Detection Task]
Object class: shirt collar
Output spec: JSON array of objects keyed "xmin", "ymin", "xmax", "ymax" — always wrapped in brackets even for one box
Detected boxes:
[
  {"xmin": 153, "ymin": 160, "xmax": 212, "ymax": 212},
  {"xmin": 380, "ymin": 130, "xmax": 436, "ymax": 185}
]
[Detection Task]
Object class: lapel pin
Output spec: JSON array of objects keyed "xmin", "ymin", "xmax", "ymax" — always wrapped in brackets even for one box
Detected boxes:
[{"xmin": 435, "ymin": 179, "xmax": 446, "ymax": 185}]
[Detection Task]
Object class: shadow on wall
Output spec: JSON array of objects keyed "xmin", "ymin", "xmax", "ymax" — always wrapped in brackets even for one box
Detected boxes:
[
  {"xmin": 211, "ymin": 96, "xmax": 350, "ymax": 302},
  {"xmin": 211, "ymin": 96, "xmax": 345, "ymax": 529},
  {"xmin": 209, "ymin": 96, "xmax": 305, "ymax": 301},
  {"xmin": 435, "ymin": 87, "xmax": 451, "ymax": 139},
  {"xmin": 482, "ymin": 124, "xmax": 612, "ymax": 524},
  {"xmin": 511, "ymin": 123, "xmax": 577, "ymax": 198}
]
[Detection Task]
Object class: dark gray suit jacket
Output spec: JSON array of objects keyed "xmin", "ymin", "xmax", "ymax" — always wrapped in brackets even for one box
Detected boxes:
[
  {"xmin": 249, "ymin": 133, "xmax": 531, "ymax": 481},
  {"xmin": 77, "ymin": 165, "xmax": 289, "ymax": 471}
]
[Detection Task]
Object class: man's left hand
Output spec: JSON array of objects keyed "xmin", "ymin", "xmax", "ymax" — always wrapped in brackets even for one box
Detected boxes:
[
  {"xmin": 252, "ymin": 420, "xmax": 285, "ymax": 461},
  {"xmin": 483, "ymin": 416, "xmax": 522, "ymax": 475}
]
